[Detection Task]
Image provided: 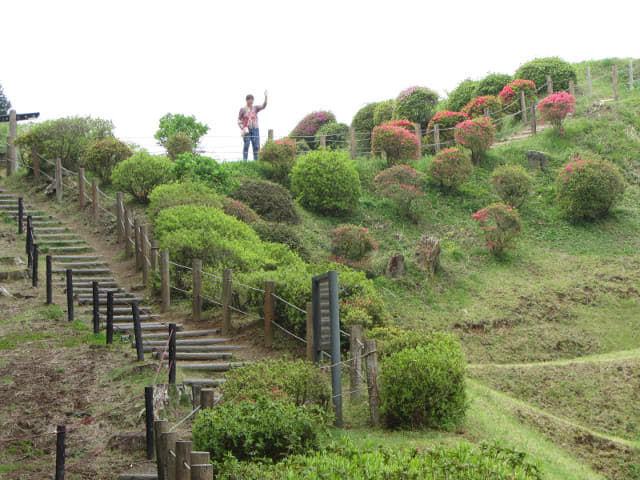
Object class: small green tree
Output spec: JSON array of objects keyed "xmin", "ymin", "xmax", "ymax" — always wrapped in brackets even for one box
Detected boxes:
[
  {"xmin": 445, "ymin": 79, "xmax": 478, "ymax": 112},
  {"xmin": 165, "ymin": 133, "xmax": 194, "ymax": 160},
  {"xmin": 154, "ymin": 113, "xmax": 209, "ymax": 150},
  {"xmin": 0, "ymin": 82, "xmax": 11, "ymax": 115},
  {"xmin": 83, "ymin": 137, "xmax": 132, "ymax": 184}
]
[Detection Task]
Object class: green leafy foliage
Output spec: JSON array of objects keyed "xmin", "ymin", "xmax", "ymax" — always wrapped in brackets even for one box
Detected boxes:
[
  {"xmin": 289, "ymin": 111, "xmax": 336, "ymax": 150},
  {"xmin": 455, "ymin": 117, "xmax": 496, "ymax": 165},
  {"xmin": 515, "ymin": 57, "xmax": 577, "ymax": 93},
  {"xmin": 0, "ymin": 82, "xmax": 11, "ymax": 115},
  {"xmin": 380, "ymin": 333, "xmax": 468, "ymax": 429},
  {"xmin": 475, "ymin": 73, "xmax": 512, "ymax": 97},
  {"xmin": 13, "ymin": 116, "xmax": 113, "ymax": 170},
  {"xmin": 221, "ymin": 197, "xmax": 261, "ymax": 224},
  {"xmin": 331, "ymin": 225, "xmax": 377, "ymax": 261},
  {"xmin": 425, "ymin": 111, "xmax": 469, "ymax": 146},
  {"xmin": 291, "ymin": 150, "xmax": 361, "ymax": 215},
  {"xmin": 251, "ymin": 221, "xmax": 307, "ymax": 258},
  {"xmin": 173, "ymin": 153, "xmax": 236, "ymax": 193},
  {"xmin": 154, "ymin": 113, "xmax": 209, "ymax": 148},
  {"xmin": 147, "ymin": 181, "xmax": 223, "ymax": 219},
  {"xmin": 373, "ymin": 100, "xmax": 395, "ymax": 127},
  {"xmin": 393, "ymin": 86, "xmax": 439, "ymax": 127},
  {"xmin": 82, "ymin": 137, "xmax": 132, "ymax": 184},
  {"xmin": 461, "ymin": 95, "xmax": 502, "ymax": 119},
  {"xmin": 446, "ymin": 79, "xmax": 479, "ymax": 112},
  {"xmin": 165, "ymin": 133, "xmax": 194, "ymax": 160},
  {"xmin": 490, "ymin": 165, "xmax": 533, "ymax": 208},
  {"xmin": 375, "ymin": 164, "xmax": 426, "ymax": 221},
  {"xmin": 258, "ymin": 138, "xmax": 297, "ymax": 186},
  {"xmin": 111, "ymin": 151, "xmax": 174, "ymax": 201},
  {"xmin": 371, "ymin": 123, "xmax": 419, "ymax": 165},
  {"xmin": 472, "ymin": 204, "xmax": 522, "ymax": 256},
  {"xmin": 315, "ymin": 122, "xmax": 349, "ymax": 150},
  {"xmin": 351, "ymin": 102, "xmax": 377, "ymax": 152},
  {"xmin": 427, "ymin": 147, "xmax": 474, "ymax": 191},
  {"xmin": 231, "ymin": 178, "xmax": 299, "ymax": 223},
  {"xmin": 556, "ymin": 157, "xmax": 626, "ymax": 221}
]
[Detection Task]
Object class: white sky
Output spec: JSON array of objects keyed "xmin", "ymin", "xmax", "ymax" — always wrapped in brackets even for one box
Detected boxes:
[{"xmin": 2, "ymin": 0, "xmax": 637, "ymax": 160}]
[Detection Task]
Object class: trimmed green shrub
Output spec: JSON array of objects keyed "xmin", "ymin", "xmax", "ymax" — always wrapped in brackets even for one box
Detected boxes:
[
  {"xmin": 315, "ymin": 122, "xmax": 349, "ymax": 150},
  {"xmin": 380, "ymin": 332, "xmax": 468, "ymax": 429},
  {"xmin": 556, "ymin": 157, "xmax": 626, "ymax": 221},
  {"xmin": 490, "ymin": 165, "xmax": 533, "ymax": 208},
  {"xmin": 373, "ymin": 100, "xmax": 394, "ymax": 127},
  {"xmin": 165, "ymin": 133, "xmax": 193, "ymax": 160},
  {"xmin": 291, "ymin": 151, "xmax": 361, "ymax": 215},
  {"xmin": 258, "ymin": 138, "xmax": 297, "ymax": 185},
  {"xmin": 375, "ymin": 164, "xmax": 426, "ymax": 222},
  {"xmin": 393, "ymin": 86, "xmax": 439, "ymax": 127},
  {"xmin": 351, "ymin": 102, "xmax": 377, "ymax": 134},
  {"xmin": 231, "ymin": 178, "xmax": 299, "ymax": 224},
  {"xmin": 154, "ymin": 113, "xmax": 209, "ymax": 148},
  {"xmin": 368, "ymin": 326, "xmax": 447, "ymax": 357},
  {"xmin": 193, "ymin": 398, "xmax": 325, "ymax": 464},
  {"xmin": 221, "ymin": 197, "xmax": 261, "ymax": 224},
  {"xmin": 445, "ymin": 79, "xmax": 479, "ymax": 112},
  {"xmin": 475, "ymin": 73, "xmax": 512, "ymax": 97},
  {"xmin": 515, "ymin": 57, "xmax": 577, "ymax": 93},
  {"xmin": 111, "ymin": 151, "xmax": 174, "ymax": 202},
  {"xmin": 252, "ymin": 221, "xmax": 306, "ymax": 258},
  {"xmin": 331, "ymin": 225, "xmax": 377, "ymax": 261},
  {"xmin": 472, "ymin": 204, "xmax": 522, "ymax": 256},
  {"xmin": 461, "ymin": 95, "xmax": 502, "ymax": 119},
  {"xmin": 427, "ymin": 147, "xmax": 473, "ymax": 191},
  {"xmin": 371, "ymin": 123, "xmax": 419, "ymax": 165},
  {"xmin": 221, "ymin": 359, "xmax": 331, "ymax": 409},
  {"xmin": 454, "ymin": 117, "xmax": 496, "ymax": 165},
  {"xmin": 290, "ymin": 111, "xmax": 336, "ymax": 150},
  {"xmin": 148, "ymin": 181, "xmax": 223, "ymax": 219},
  {"xmin": 173, "ymin": 153, "xmax": 236, "ymax": 193},
  {"xmin": 82, "ymin": 137, "xmax": 132, "ymax": 184},
  {"xmin": 425, "ymin": 111, "xmax": 469, "ymax": 146}
]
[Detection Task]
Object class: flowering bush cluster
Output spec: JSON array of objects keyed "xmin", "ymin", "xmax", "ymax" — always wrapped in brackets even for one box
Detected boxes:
[
  {"xmin": 221, "ymin": 197, "xmax": 261, "ymax": 224},
  {"xmin": 315, "ymin": 122, "xmax": 349, "ymax": 150},
  {"xmin": 393, "ymin": 86, "xmax": 439, "ymax": 127},
  {"xmin": 384, "ymin": 118, "xmax": 416, "ymax": 133},
  {"xmin": 515, "ymin": 57, "xmax": 577, "ymax": 93},
  {"xmin": 556, "ymin": 157, "xmax": 626, "ymax": 221},
  {"xmin": 425, "ymin": 111, "xmax": 468, "ymax": 146},
  {"xmin": 537, "ymin": 92, "xmax": 576, "ymax": 130},
  {"xmin": 290, "ymin": 111, "xmax": 336, "ymax": 149},
  {"xmin": 461, "ymin": 96, "xmax": 502, "ymax": 119},
  {"xmin": 454, "ymin": 117, "xmax": 496, "ymax": 165},
  {"xmin": 331, "ymin": 225, "xmax": 378, "ymax": 261},
  {"xmin": 371, "ymin": 123, "xmax": 419, "ymax": 165},
  {"xmin": 499, "ymin": 79, "xmax": 536, "ymax": 114},
  {"xmin": 375, "ymin": 164, "xmax": 426, "ymax": 222},
  {"xmin": 490, "ymin": 165, "xmax": 533, "ymax": 208},
  {"xmin": 373, "ymin": 100, "xmax": 395, "ymax": 127},
  {"xmin": 427, "ymin": 148, "xmax": 473, "ymax": 191},
  {"xmin": 472, "ymin": 204, "xmax": 522, "ymax": 256},
  {"xmin": 259, "ymin": 138, "xmax": 297, "ymax": 185}
]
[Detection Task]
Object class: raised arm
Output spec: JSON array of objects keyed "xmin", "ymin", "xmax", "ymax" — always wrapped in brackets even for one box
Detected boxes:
[{"xmin": 261, "ymin": 90, "xmax": 268, "ymax": 109}]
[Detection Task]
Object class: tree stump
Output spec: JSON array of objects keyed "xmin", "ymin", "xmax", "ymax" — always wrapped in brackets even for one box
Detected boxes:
[
  {"xmin": 416, "ymin": 235, "xmax": 440, "ymax": 276},
  {"xmin": 385, "ymin": 253, "xmax": 405, "ymax": 278},
  {"xmin": 526, "ymin": 150, "xmax": 549, "ymax": 170}
]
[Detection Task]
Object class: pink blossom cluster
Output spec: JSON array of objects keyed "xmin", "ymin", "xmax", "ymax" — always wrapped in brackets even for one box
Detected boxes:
[
  {"xmin": 454, "ymin": 117, "xmax": 496, "ymax": 164},
  {"xmin": 472, "ymin": 203, "xmax": 521, "ymax": 254},
  {"xmin": 462, "ymin": 96, "xmax": 501, "ymax": 118},
  {"xmin": 538, "ymin": 92, "xmax": 576, "ymax": 130},
  {"xmin": 499, "ymin": 79, "xmax": 536, "ymax": 104},
  {"xmin": 371, "ymin": 124, "xmax": 420, "ymax": 163},
  {"xmin": 291, "ymin": 111, "xmax": 336, "ymax": 137}
]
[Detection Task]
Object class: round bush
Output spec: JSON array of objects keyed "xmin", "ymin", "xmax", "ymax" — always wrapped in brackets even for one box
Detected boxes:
[
  {"xmin": 373, "ymin": 100, "xmax": 394, "ymax": 127},
  {"xmin": 515, "ymin": 57, "xmax": 577, "ymax": 93},
  {"xmin": 427, "ymin": 148, "xmax": 473, "ymax": 191},
  {"xmin": 454, "ymin": 117, "xmax": 496, "ymax": 165},
  {"xmin": 290, "ymin": 150, "xmax": 361, "ymax": 215},
  {"xmin": 82, "ymin": 137, "xmax": 132, "ymax": 184},
  {"xmin": 111, "ymin": 151, "xmax": 174, "ymax": 202},
  {"xmin": 475, "ymin": 73, "xmax": 512, "ymax": 97},
  {"xmin": 490, "ymin": 165, "xmax": 533, "ymax": 208},
  {"xmin": 231, "ymin": 178, "xmax": 299, "ymax": 224},
  {"xmin": 148, "ymin": 181, "xmax": 222, "ymax": 219},
  {"xmin": 499, "ymin": 79, "xmax": 536, "ymax": 114},
  {"xmin": 221, "ymin": 197, "xmax": 261, "ymax": 224},
  {"xmin": 315, "ymin": 122, "xmax": 349, "ymax": 150},
  {"xmin": 556, "ymin": 157, "xmax": 626, "ymax": 220},
  {"xmin": 173, "ymin": 153, "xmax": 235, "ymax": 193},
  {"xmin": 165, "ymin": 133, "xmax": 193, "ymax": 160},
  {"xmin": 290, "ymin": 111, "xmax": 336, "ymax": 150},
  {"xmin": 375, "ymin": 164, "xmax": 426, "ymax": 222},
  {"xmin": 384, "ymin": 119, "xmax": 415, "ymax": 133},
  {"xmin": 380, "ymin": 332, "xmax": 467, "ymax": 429},
  {"xmin": 351, "ymin": 102, "xmax": 378, "ymax": 153},
  {"xmin": 258, "ymin": 138, "xmax": 297, "ymax": 185},
  {"xmin": 425, "ymin": 111, "xmax": 469, "ymax": 146},
  {"xmin": 445, "ymin": 79, "xmax": 479, "ymax": 112},
  {"xmin": 393, "ymin": 86, "xmax": 439, "ymax": 127},
  {"xmin": 371, "ymin": 124, "xmax": 419, "ymax": 165},
  {"xmin": 461, "ymin": 95, "xmax": 502, "ymax": 119},
  {"xmin": 252, "ymin": 221, "xmax": 306, "ymax": 258},
  {"xmin": 331, "ymin": 225, "xmax": 377, "ymax": 261},
  {"xmin": 537, "ymin": 92, "xmax": 576, "ymax": 130},
  {"xmin": 374, "ymin": 164, "xmax": 425, "ymax": 187},
  {"xmin": 472, "ymin": 204, "xmax": 522, "ymax": 256}
]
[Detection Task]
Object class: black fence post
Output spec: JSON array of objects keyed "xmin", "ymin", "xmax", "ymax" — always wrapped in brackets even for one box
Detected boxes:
[
  {"xmin": 31, "ymin": 244, "xmax": 38, "ymax": 288},
  {"xmin": 46, "ymin": 255, "xmax": 53, "ymax": 304},
  {"xmin": 106, "ymin": 290, "xmax": 114, "ymax": 345},
  {"xmin": 17, "ymin": 197, "xmax": 23, "ymax": 234},
  {"xmin": 145, "ymin": 386, "xmax": 155, "ymax": 460},
  {"xmin": 55, "ymin": 424, "xmax": 66, "ymax": 480},
  {"xmin": 169, "ymin": 323, "xmax": 177, "ymax": 385},
  {"xmin": 66, "ymin": 269, "xmax": 74, "ymax": 322},
  {"xmin": 132, "ymin": 301, "xmax": 144, "ymax": 362},
  {"xmin": 92, "ymin": 281, "xmax": 100, "ymax": 334},
  {"xmin": 26, "ymin": 215, "xmax": 32, "ymax": 266}
]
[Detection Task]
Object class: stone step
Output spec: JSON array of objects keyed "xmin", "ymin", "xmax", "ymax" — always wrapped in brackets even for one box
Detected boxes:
[
  {"xmin": 153, "ymin": 352, "xmax": 232, "ymax": 361},
  {"xmin": 137, "ymin": 338, "xmax": 230, "ymax": 347},
  {"xmin": 183, "ymin": 378, "xmax": 226, "ymax": 387},
  {"xmin": 109, "ymin": 322, "xmax": 180, "ymax": 331},
  {"xmin": 133, "ymin": 329, "xmax": 220, "ymax": 341},
  {"xmin": 143, "ymin": 345, "xmax": 244, "ymax": 353},
  {"xmin": 178, "ymin": 362, "xmax": 246, "ymax": 371},
  {"xmin": 53, "ymin": 268, "xmax": 111, "ymax": 275}
]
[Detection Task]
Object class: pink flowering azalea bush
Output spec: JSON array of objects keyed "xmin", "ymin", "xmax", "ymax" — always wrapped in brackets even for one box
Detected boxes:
[
  {"xmin": 461, "ymin": 96, "xmax": 502, "ymax": 119},
  {"xmin": 375, "ymin": 164, "xmax": 426, "ymax": 222},
  {"xmin": 472, "ymin": 204, "xmax": 522, "ymax": 256},
  {"xmin": 556, "ymin": 157, "xmax": 625, "ymax": 221},
  {"xmin": 258, "ymin": 138, "xmax": 297, "ymax": 185},
  {"xmin": 393, "ymin": 86, "xmax": 439, "ymax": 127},
  {"xmin": 331, "ymin": 224, "xmax": 378, "ymax": 261},
  {"xmin": 427, "ymin": 148, "xmax": 473, "ymax": 192},
  {"xmin": 385, "ymin": 118, "xmax": 416, "ymax": 133},
  {"xmin": 371, "ymin": 123, "xmax": 420, "ymax": 165},
  {"xmin": 425, "ymin": 111, "xmax": 469, "ymax": 146},
  {"xmin": 538, "ymin": 92, "xmax": 576, "ymax": 130},
  {"xmin": 290, "ymin": 111, "xmax": 336, "ymax": 149},
  {"xmin": 454, "ymin": 117, "xmax": 496, "ymax": 165},
  {"xmin": 499, "ymin": 79, "xmax": 536, "ymax": 114},
  {"xmin": 490, "ymin": 165, "xmax": 533, "ymax": 208}
]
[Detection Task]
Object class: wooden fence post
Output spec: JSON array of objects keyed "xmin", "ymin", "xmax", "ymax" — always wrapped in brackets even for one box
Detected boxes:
[
  {"xmin": 306, "ymin": 302, "xmax": 313, "ymax": 361},
  {"xmin": 433, "ymin": 124, "xmax": 441, "ymax": 152},
  {"xmin": 364, "ymin": 339, "xmax": 381, "ymax": 426},
  {"xmin": 222, "ymin": 269, "xmax": 232, "ymax": 335},
  {"xmin": 142, "ymin": 224, "xmax": 150, "ymax": 287},
  {"xmin": 124, "ymin": 209, "xmax": 133, "ymax": 258},
  {"xmin": 32, "ymin": 150, "xmax": 40, "ymax": 183},
  {"xmin": 175, "ymin": 441, "xmax": 192, "ymax": 480},
  {"xmin": 116, "ymin": 193, "xmax": 124, "ymax": 243},
  {"xmin": 78, "ymin": 168, "xmax": 86, "ymax": 208},
  {"xmin": 55, "ymin": 424, "xmax": 66, "ymax": 480},
  {"xmin": 587, "ymin": 66, "xmax": 592, "ymax": 98},
  {"xmin": 151, "ymin": 240, "xmax": 159, "ymax": 271},
  {"xmin": 92, "ymin": 179, "xmax": 99, "ymax": 222},
  {"xmin": 160, "ymin": 431, "xmax": 177, "ymax": 480},
  {"xmin": 144, "ymin": 386, "xmax": 154, "ymax": 460},
  {"xmin": 569, "ymin": 80, "xmax": 575, "ymax": 97},
  {"xmin": 190, "ymin": 451, "xmax": 210, "ymax": 465},
  {"xmin": 200, "ymin": 389, "xmax": 215, "ymax": 409},
  {"xmin": 7, "ymin": 110, "xmax": 17, "ymax": 176},
  {"xmin": 613, "ymin": 64, "xmax": 619, "ymax": 101},
  {"xmin": 350, "ymin": 325, "xmax": 363, "ymax": 401},
  {"xmin": 55, "ymin": 158, "xmax": 63, "ymax": 202},
  {"xmin": 530, "ymin": 100, "xmax": 537, "ymax": 135},
  {"xmin": 546, "ymin": 75, "xmax": 553, "ymax": 94},
  {"xmin": 319, "ymin": 133, "xmax": 327, "ymax": 149},
  {"xmin": 630, "ymin": 60, "xmax": 634, "ymax": 90},
  {"xmin": 267, "ymin": 129, "xmax": 273, "ymax": 141},
  {"xmin": 520, "ymin": 90, "xmax": 528, "ymax": 123},
  {"xmin": 134, "ymin": 218, "xmax": 142, "ymax": 271},
  {"xmin": 414, "ymin": 123, "xmax": 422, "ymax": 159},
  {"xmin": 160, "ymin": 250, "xmax": 170, "ymax": 313},
  {"xmin": 191, "ymin": 464, "xmax": 213, "ymax": 480},
  {"xmin": 154, "ymin": 419, "xmax": 169, "ymax": 480},
  {"xmin": 192, "ymin": 259, "xmax": 202, "ymax": 321},
  {"xmin": 264, "ymin": 281, "xmax": 275, "ymax": 347},
  {"xmin": 483, "ymin": 107, "xmax": 490, "ymax": 118},
  {"xmin": 349, "ymin": 126, "xmax": 357, "ymax": 160}
]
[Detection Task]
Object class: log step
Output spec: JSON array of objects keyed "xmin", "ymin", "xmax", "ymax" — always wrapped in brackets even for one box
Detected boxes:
[
  {"xmin": 46, "ymin": 246, "xmax": 93, "ymax": 252},
  {"xmin": 75, "ymin": 288, "xmax": 124, "ymax": 294},
  {"xmin": 66, "ymin": 278, "xmax": 117, "ymax": 284},
  {"xmin": 143, "ymin": 345, "xmax": 243, "ymax": 353},
  {"xmin": 53, "ymin": 262, "xmax": 108, "ymax": 268},
  {"xmin": 35, "ymin": 233, "xmax": 81, "ymax": 238},
  {"xmin": 31, "ymin": 222, "xmax": 64, "ymax": 227},
  {"xmin": 40, "ymin": 239, "xmax": 87, "ymax": 245},
  {"xmin": 178, "ymin": 362, "xmax": 246, "ymax": 371},
  {"xmin": 134, "ymin": 329, "xmax": 220, "ymax": 341},
  {"xmin": 53, "ymin": 268, "xmax": 111, "ymax": 275},
  {"xmin": 118, "ymin": 475, "xmax": 158, "ymax": 480},
  {"xmin": 110, "ymin": 322, "xmax": 180, "ymax": 331},
  {"xmin": 77, "ymin": 292, "xmax": 135, "ymax": 299},
  {"xmin": 183, "ymin": 378, "xmax": 226, "ymax": 387},
  {"xmin": 138, "ymin": 338, "xmax": 230, "ymax": 347},
  {"xmin": 56, "ymin": 281, "xmax": 118, "ymax": 288},
  {"xmin": 86, "ymin": 307, "xmax": 151, "ymax": 315},
  {"xmin": 152, "ymin": 352, "xmax": 232, "ymax": 361},
  {"xmin": 80, "ymin": 297, "xmax": 144, "ymax": 306},
  {"xmin": 34, "ymin": 228, "xmax": 73, "ymax": 233},
  {"xmin": 110, "ymin": 314, "xmax": 160, "ymax": 322}
]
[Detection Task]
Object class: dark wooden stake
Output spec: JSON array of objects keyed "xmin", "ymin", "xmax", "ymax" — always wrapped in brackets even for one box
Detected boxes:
[
  {"xmin": 26, "ymin": 215, "xmax": 32, "ymax": 264},
  {"xmin": 17, "ymin": 197, "xmax": 23, "ymax": 234},
  {"xmin": 66, "ymin": 269, "xmax": 74, "ymax": 322},
  {"xmin": 145, "ymin": 386, "xmax": 154, "ymax": 460},
  {"xmin": 264, "ymin": 281, "xmax": 275, "ymax": 347},
  {"xmin": 55, "ymin": 424, "xmax": 66, "ymax": 480},
  {"xmin": 132, "ymin": 302, "xmax": 144, "ymax": 362},
  {"xmin": 92, "ymin": 281, "xmax": 100, "ymax": 334},
  {"xmin": 154, "ymin": 420, "xmax": 168, "ymax": 480},
  {"xmin": 31, "ymin": 244, "xmax": 38, "ymax": 288},
  {"xmin": 106, "ymin": 290, "xmax": 114, "ymax": 344},
  {"xmin": 46, "ymin": 255, "xmax": 52, "ymax": 305},
  {"xmin": 168, "ymin": 323, "xmax": 177, "ymax": 385}
]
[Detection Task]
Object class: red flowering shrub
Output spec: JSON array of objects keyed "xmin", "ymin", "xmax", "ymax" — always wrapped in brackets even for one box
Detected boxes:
[
  {"xmin": 556, "ymin": 157, "xmax": 625, "ymax": 221},
  {"xmin": 371, "ymin": 123, "xmax": 419, "ymax": 165},
  {"xmin": 454, "ymin": 117, "xmax": 496, "ymax": 165},
  {"xmin": 427, "ymin": 148, "xmax": 473, "ymax": 191},
  {"xmin": 499, "ymin": 79, "xmax": 536, "ymax": 114},
  {"xmin": 385, "ymin": 119, "xmax": 416, "ymax": 133},
  {"xmin": 425, "ymin": 111, "xmax": 469, "ymax": 146},
  {"xmin": 538, "ymin": 92, "xmax": 575, "ymax": 130},
  {"xmin": 331, "ymin": 225, "xmax": 378, "ymax": 261},
  {"xmin": 222, "ymin": 197, "xmax": 261, "ymax": 224},
  {"xmin": 290, "ymin": 111, "xmax": 336, "ymax": 149},
  {"xmin": 375, "ymin": 165, "xmax": 426, "ymax": 222},
  {"xmin": 461, "ymin": 96, "xmax": 502, "ymax": 119},
  {"xmin": 258, "ymin": 138, "xmax": 297, "ymax": 185},
  {"xmin": 472, "ymin": 204, "xmax": 522, "ymax": 256}
]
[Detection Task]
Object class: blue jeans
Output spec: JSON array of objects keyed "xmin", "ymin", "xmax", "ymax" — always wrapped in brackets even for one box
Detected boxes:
[{"xmin": 243, "ymin": 128, "xmax": 260, "ymax": 161}]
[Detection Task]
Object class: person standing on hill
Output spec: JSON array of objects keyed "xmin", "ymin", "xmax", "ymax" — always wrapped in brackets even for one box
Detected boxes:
[{"xmin": 238, "ymin": 90, "xmax": 268, "ymax": 161}]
